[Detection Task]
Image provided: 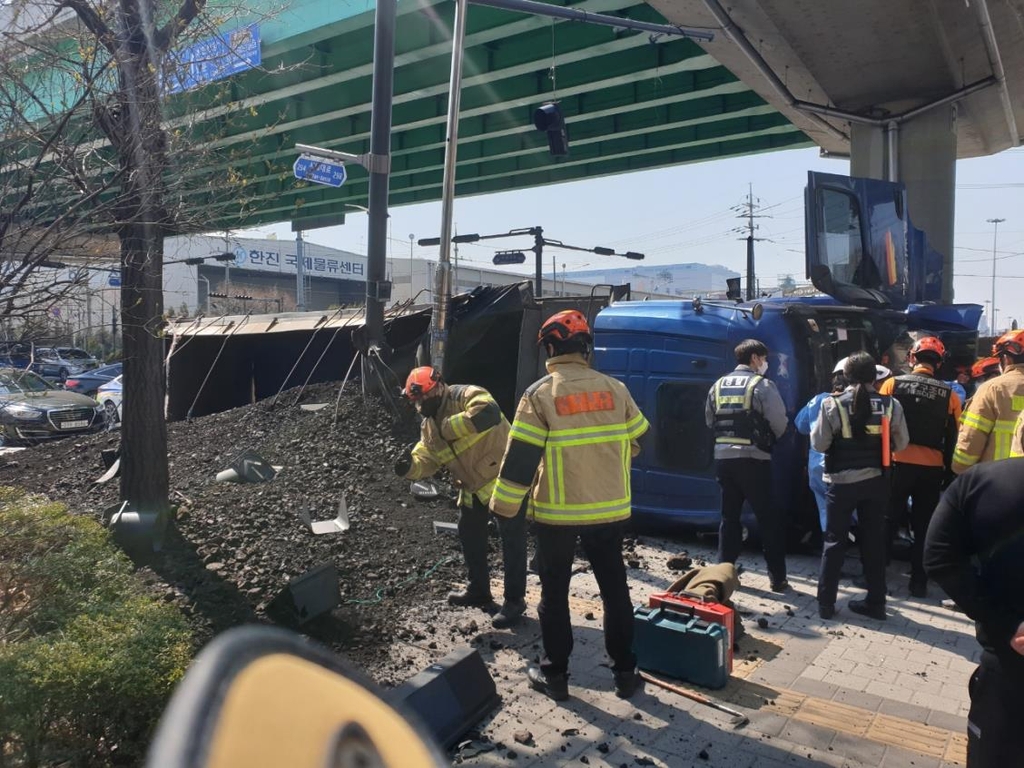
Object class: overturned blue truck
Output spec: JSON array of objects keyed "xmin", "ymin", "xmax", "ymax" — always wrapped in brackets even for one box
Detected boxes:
[{"xmin": 592, "ymin": 172, "xmax": 982, "ymax": 539}]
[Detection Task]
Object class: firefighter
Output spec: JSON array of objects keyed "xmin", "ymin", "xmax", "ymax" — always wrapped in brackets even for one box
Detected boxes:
[
  {"xmin": 395, "ymin": 367, "xmax": 528, "ymax": 629},
  {"xmin": 704, "ymin": 339, "xmax": 789, "ymax": 592},
  {"xmin": 489, "ymin": 310, "xmax": 649, "ymax": 702},
  {"xmin": 952, "ymin": 330, "xmax": 1024, "ymax": 474},
  {"xmin": 924, "ymin": 431, "xmax": 1024, "ymax": 767},
  {"xmin": 812, "ymin": 352, "xmax": 909, "ymax": 620},
  {"xmin": 878, "ymin": 337, "xmax": 961, "ymax": 598}
]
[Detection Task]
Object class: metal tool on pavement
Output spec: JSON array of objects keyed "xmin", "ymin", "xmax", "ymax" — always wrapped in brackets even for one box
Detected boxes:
[
  {"xmin": 299, "ymin": 495, "xmax": 351, "ymax": 535},
  {"xmin": 410, "ymin": 479, "xmax": 440, "ymax": 500},
  {"xmin": 639, "ymin": 671, "xmax": 750, "ymax": 728}
]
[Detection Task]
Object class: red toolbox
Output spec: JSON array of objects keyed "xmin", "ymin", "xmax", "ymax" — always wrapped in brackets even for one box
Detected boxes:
[{"xmin": 648, "ymin": 591, "xmax": 735, "ymax": 673}]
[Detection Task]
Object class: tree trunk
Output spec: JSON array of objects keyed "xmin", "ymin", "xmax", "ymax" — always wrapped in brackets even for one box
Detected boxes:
[
  {"xmin": 113, "ymin": 9, "xmax": 171, "ymax": 515},
  {"xmin": 118, "ymin": 222, "xmax": 169, "ymax": 514}
]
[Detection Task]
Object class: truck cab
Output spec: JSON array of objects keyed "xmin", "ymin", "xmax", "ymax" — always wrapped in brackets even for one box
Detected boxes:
[{"xmin": 593, "ymin": 172, "xmax": 981, "ymax": 536}]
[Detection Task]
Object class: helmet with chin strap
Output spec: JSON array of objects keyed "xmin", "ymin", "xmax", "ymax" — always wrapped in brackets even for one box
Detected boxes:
[
  {"xmin": 993, "ymin": 329, "xmax": 1024, "ymax": 358},
  {"xmin": 538, "ymin": 309, "xmax": 592, "ymax": 346},
  {"xmin": 403, "ymin": 366, "xmax": 442, "ymax": 401}
]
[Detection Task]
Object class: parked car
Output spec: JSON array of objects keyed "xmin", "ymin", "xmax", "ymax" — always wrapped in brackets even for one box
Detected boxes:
[
  {"xmin": 0, "ymin": 341, "xmax": 33, "ymax": 369},
  {"xmin": 95, "ymin": 374, "xmax": 123, "ymax": 425},
  {"xmin": 0, "ymin": 367, "xmax": 105, "ymax": 445},
  {"xmin": 64, "ymin": 363, "xmax": 123, "ymax": 396},
  {"xmin": 35, "ymin": 347, "xmax": 100, "ymax": 380}
]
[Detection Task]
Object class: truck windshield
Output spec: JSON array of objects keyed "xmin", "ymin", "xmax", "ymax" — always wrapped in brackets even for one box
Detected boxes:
[{"xmin": 817, "ymin": 189, "xmax": 885, "ymax": 289}]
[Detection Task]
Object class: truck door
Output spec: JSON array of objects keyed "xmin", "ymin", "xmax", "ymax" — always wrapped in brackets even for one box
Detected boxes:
[{"xmin": 805, "ymin": 172, "xmax": 909, "ymax": 309}]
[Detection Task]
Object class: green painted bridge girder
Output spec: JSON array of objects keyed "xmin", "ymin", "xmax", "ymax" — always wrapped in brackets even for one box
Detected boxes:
[{"xmin": 25, "ymin": 0, "xmax": 811, "ymax": 231}]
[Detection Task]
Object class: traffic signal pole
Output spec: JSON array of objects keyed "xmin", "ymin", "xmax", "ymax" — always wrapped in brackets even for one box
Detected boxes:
[{"xmin": 533, "ymin": 226, "xmax": 544, "ymax": 297}]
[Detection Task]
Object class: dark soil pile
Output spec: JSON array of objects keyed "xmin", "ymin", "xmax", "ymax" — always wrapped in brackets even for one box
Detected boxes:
[{"xmin": 0, "ymin": 383, "xmax": 485, "ymax": 681}]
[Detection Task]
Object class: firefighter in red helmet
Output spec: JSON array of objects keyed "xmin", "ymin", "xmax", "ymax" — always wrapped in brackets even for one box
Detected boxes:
[
  {"xmin": 491, "ymin": 310, "xmax": 650, "ymax": 701},
  {"xmin": 877, "ymin": 336, "xmax": 961, "ymax": 598},
  {"xmin": 396, "ymin": 366, "xmax": 528, "ymax": 628}
]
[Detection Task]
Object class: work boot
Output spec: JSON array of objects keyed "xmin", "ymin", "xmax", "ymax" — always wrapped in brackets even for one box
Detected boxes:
[
  {"xmin": 769, "ymin": 580, "xmax": 791, "ymax": 594},
  {"xmin": 613, "ymin": 668, "xmax": 643, "ymax": 699},
  {"xmin": 848, "ymin": 599, "xmax": 887, "ymax": 621},
  {"xmin": 447, "ymin": 588, "xmax": 494, "ymax": 608},
  {"xmin": 527, "ymin": 666, "xmax": 569, "ymax": 702},
  {"xmin": 491, "ymin": 598, "xmax": 527, "ymax": 629}
]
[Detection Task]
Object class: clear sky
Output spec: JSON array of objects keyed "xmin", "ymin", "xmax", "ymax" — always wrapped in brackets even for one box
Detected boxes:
[{"xmin": 243, "ymin": 145, "xmax": 1024, "ymax": 331}]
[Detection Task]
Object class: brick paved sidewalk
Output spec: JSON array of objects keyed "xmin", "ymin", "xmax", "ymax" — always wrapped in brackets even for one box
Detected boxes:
[{"xmin": 390, "ymin": 533, "xmax": 976, "ymax": 767}]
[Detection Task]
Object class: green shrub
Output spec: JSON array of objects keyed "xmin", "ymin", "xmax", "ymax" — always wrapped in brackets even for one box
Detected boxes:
[{"xmin": 0, "ymin": 488, "xmax": 193, "ymax": 767}]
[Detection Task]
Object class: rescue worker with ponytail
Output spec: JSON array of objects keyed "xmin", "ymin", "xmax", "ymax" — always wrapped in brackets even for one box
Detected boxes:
[
  {"xmin": 396, "ymin": 366, "xmax": 528, "ymax": 629},
  {"xmin": 812, "ymin": 352, "xmax": 909, "ymax": 621},
  {"xmin": 490, "ymin": 310, "xmax": 649, "ymax": 702},
  {"xmin": 878, "ymin": 336, "xmax": 961, "ymax": 598}
]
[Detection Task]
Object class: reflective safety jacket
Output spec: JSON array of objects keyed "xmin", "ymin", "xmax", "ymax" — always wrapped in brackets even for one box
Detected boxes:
[
  {"xmin": 1012, "ymin": 410, "xmax": 1024, "ymax": 458},
  {"xmin": 824, "ymin": 390, "xmax": 893, "ymax": 473},
  {"xmin": 878, "ymin": 365, "xmax": 961, "ymax": 468},
  {"xmin": 489, "ymin": 353, "xmax": 649, "ymax": 526},
  {"xmin": 403, "ymin": 384, "xmax": 509, "ymax": 507},
  {"xmin": 952, "ymin": 364, "xmax": 1024, "ymax": 474},
  {"xmin": 710, "ymin": 372, "xmax": 774, "ymax": 451}
]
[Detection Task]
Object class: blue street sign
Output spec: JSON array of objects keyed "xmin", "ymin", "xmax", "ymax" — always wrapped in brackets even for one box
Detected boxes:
[
  {"xmin": 108, "ymin": 273, "xmax": 121, "ymax": 287},
  {"xmin": 493, "ymin": 251, "xmax": 526, "ymax": 266},
  {"xmin": 293, "ymin": 155, "xmax": 347, "ymax": 188},
  {"xmin": 165, "ymin": 25, "xmax": 261, "ymax": 95}
]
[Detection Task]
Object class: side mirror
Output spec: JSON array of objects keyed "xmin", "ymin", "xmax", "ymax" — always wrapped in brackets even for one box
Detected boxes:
[{"xmin": 409, "ymin": 480, "xmax": 439, "ymax": 501}]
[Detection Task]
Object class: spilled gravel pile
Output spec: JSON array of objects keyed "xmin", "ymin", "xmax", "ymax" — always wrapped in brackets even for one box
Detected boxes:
[{"xmin": 0, "ymin": 383, "xmax": 498, "ymax": 681}]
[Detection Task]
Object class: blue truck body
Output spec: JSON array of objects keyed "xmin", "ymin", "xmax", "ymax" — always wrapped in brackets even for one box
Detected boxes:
[{"xmin": 592, "ymin": 172, "xmax": 981, "ymax": 534}]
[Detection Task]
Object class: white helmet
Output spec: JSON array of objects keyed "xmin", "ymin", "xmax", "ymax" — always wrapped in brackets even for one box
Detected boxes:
[{"xmin": 833, "ymin": 356, "xmax": 890, "ymax": 381}]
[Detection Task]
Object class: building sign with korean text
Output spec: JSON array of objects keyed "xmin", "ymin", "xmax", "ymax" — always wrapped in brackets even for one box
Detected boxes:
[{"xmin": 165, "ymin": 25, "xmax": 261, "ymax": 94}]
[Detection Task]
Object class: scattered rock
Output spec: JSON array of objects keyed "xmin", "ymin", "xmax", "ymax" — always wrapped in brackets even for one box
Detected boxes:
[
  {"xmin": 756, "ymin": 617, "xmax": 769, "ymax": 629},
  {"xmin": 698, "ymin": 748, "xmax": 710, "ymax": 760},
  {"xmin": 513, "ymin": 730, "xmax": 533, "ymax": 745},
  {"xmin": 666, "ymin": 554, "xmax": 692, "ymax": 570}
]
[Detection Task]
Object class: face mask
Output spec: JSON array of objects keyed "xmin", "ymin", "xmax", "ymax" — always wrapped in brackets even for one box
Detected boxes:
[
  {"xmin": 757, "ymin": 359, "xmax": 769, "ymax": 376},
  {"xmin": 418, "ymin": 396, "xmax": 441, "ymax": 419}
]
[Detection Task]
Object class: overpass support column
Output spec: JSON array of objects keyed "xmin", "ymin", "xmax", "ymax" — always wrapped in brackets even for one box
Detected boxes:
[
  {"xmin": 850, "ymin": 108, "xmax": 958, "ymax": 303},
  {"xmin": 899, "ymin": 107, "xmax": 958, "ymax": 304}
]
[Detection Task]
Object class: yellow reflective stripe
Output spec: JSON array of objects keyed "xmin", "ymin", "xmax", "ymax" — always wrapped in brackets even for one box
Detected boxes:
[
  {"xmin": 492, "ymin": 478, "xmax": 527, "ymax": 504},
  {"xmin": 836, "ymin": 399, "xmax": 853, "ymax": 439},
  {"xmin": 451, "ymin": 430, "xmax": 485, "ymax": 456},
  {"xmin": 510, "ymin": 420, "xmax": 547, "ymax": 446},
  {"xmin": 864, "ymin": 426, "xmax": 882, "ymax": 435},
  {"xmin": 548, "ymin": 434, "xmax": 631, "ymax": 448},
  {"xmin": 716, "ymin": 437, "xmax": 753, "ymax": 445},
  {"xmin": 448, "ymin": 413, "xmax": 471, "ymax": 438},
  {"xmin": 952, "ymin": 449, "xmax": 980, "ymax": 466},
  {"xmin": 625, "ymin": 413, "xmax": 649, "ymax": 439},
  {"xmin": 994, "ymin": 432, "xmax": 1012, "ymax": 461},
  {"xmin": 993, "ymin": 420, "xmax": 1019, "ymax": 432},
  {"xmin": 434, "ymin": 447, "xmax": 455, "ymax": 463},
  {"xmin": 962, "ymin": 412, "xmax": 994, "ymax": 431},
  {"xmin": 474, "ymin": 478, "xmax": 496, "ymax": 504},
  {"xmin": 531, "ymin": 508, "xmax": 631, "ymax": 524},
  {"xmin": 531, "ymin": 497, "xmax": 632, "ymax": 513},
  {"xmin": 556, "ymin": 448, "xmax": 567, "ymax": 505},
  {"xmin": 547, "ymin": 423, "xmax": 630, "ymax": 437},
  {"xmin": 1013, "ymin": 395, "xmax": 1024, "ymax": 411},
  {"xmin": 717, "ymin": 396, "xmax": 747, "ymax": 404}
]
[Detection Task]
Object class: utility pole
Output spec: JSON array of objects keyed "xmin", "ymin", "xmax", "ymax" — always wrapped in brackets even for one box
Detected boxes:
[
  {"xmin": 533, "ymin": 226, "xmax": 544, "ymax": 296},
  {"xmin": 408, "ymin": 234, "xmax": 414, "ymax": 301},
  {"xmin": 987, "ymin": 218, "xmax": 1005, "ymax": 335},
  {"xmin": 295, "ymin": 229, "xmax": 306, "ymax": 311},
  {"xmin": 734, "ymin": 184, "xmax": 768, "ymax": 300}
]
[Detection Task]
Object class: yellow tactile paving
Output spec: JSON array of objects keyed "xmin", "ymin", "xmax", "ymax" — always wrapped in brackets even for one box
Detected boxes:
[{"xmin": 796, "ymin": 697, "xmax": 873, "ymax": 736}]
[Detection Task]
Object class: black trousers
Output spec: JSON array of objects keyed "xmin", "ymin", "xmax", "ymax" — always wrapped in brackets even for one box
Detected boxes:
[
  {"xmin": 457, "ymin": 496, "xmax": 527, "ymax": 602},
  {"xmin": 887, "ymin": 462, "xmax": 944, "ymax": 583},
  {"xmin": 715, "ymin": 458, "xmax": 787, "ymax": 585},
  {"xmin": 967, "ymin": 651, "xmax": 1024, "ymax": 767},
  {"xmin": 818, "ymin": 475, "xmax": 889, "ymax": 608},
  {"xmin": 535, "ymin": 521, "xmax": 636, "ymax": 678}
]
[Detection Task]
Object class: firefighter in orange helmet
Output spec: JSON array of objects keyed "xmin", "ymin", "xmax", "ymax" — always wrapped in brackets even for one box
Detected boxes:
[
  {"xmin": 877, "ymin": 336, "xmax": 961, "ymax": 598},
  {"xmin": 490, "ymin": 310, "xmax": 650, "ymax": 701},
  {"xmin": 396, "ymin": 366, "xmax": 528, "ymax": 628},
  {"xmin": 953, "ymin": 330, "xmax": 1024, "ymax": 474}
]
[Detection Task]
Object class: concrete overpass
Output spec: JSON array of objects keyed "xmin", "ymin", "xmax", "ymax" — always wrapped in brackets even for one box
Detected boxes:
[{"xmin": 648, "ymin": 0, "xmax": 1024, "ymax": 300}]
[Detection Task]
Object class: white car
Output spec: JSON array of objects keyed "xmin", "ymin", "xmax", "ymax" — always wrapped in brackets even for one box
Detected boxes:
[{"xmin": 95, "ymin": 375, "xmax": 123, "ymax": 425}]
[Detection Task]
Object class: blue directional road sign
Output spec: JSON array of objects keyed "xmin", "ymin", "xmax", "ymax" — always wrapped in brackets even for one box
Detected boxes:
[
  {"xmin": 108, "ymin": 273, "xmax": 121, "ymax": 287},
  {"xmin": 293, "ymin": 155, "xmax": 347, "ymax": 188},
  {"xmin": 493, "ymin": 251, "xmax": 526, "ymax": 265}
]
